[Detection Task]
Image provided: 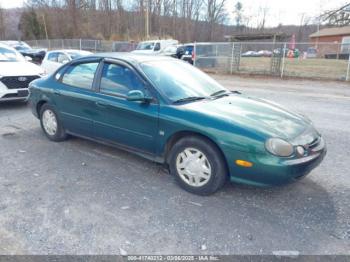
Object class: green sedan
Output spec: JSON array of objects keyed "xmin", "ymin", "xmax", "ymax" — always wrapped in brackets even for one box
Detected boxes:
[{"xmin": 28, "ymin": 53, "xmax": 326, "ymax": 195}]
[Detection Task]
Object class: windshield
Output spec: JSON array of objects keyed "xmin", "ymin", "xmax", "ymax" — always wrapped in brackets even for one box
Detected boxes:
[
  {"xmin": 136, "ymin": 42, "xmax": 155, "ymax": 50},
  {"xmin": 14, "ymin": 45, "xmax": 30, "ymax": 51},
  {"xmin": 0, "ymin": 47, "xmax": 24, "ymax": 62},
  {"xmin": 67, "ymin": 51, "xmax": 91, "ymax": 60},
  {"xmin": 140, "ymin": 60, "xmax": 227, "ymax": 102}
]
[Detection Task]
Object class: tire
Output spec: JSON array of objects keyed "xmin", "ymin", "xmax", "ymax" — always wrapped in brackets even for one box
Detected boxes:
[
  {"xmin": 39, "ymin": 103, "xmax": 67, "ymax": 142},
  {"xmin": 168, "ymin": 136, "xmax": 227, "ymax": 195}
]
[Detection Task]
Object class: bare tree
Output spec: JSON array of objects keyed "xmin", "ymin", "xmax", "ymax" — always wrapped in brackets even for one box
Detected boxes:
[
  {"xmin": 321, "ymin": 3, "xmax": 350, "ymax": 26},
  {"xmin": 0, "ymin": 4, "xmax": 5, "ymax": 39},
  {"xmin": 205, "ymin": 0, "xmax": 227, "ymax": 41},
  {"xmin": 258, "ymin": 6, "xmax": 268, "ymax": 31},
  {"xmin": 297, "ymin": 13, "xmax": 310, "ymax": 42}
]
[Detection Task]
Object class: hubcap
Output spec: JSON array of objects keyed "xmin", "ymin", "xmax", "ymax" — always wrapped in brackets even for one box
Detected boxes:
[
  {"xmin": 42, "ymin": 109, "xmax": 58, "ymax": 136},
  {"xmin": 176, "ymin": 148, "xmax": 212, "ymax": 187}
]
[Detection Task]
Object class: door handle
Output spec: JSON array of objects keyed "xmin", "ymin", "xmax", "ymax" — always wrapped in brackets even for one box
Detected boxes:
[{"xmin": 95, "ymin": 101, "xmax": 109, "ymax": 108}]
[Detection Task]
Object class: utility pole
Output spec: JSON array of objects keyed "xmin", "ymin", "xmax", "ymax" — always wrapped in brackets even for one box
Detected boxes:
[
  {"xmin": 316, "ymin": 0, "xmax": 322, "ymax": 49},
  {"xmin": 145, "ymin": 0, "xmax": 149, "ymax": 39},
  {"xmin": 42, "ymin": 14, "xmax": 48, "ymax": 40},
  {"xmin": 173, "ymin": 0, "xmax": 176, "ymax": 39}
]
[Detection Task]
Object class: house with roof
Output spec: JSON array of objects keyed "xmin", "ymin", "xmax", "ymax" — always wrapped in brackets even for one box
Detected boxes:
[{"xmin": 309, "ymin": 26, "xmax": 350, "ymax": 59}]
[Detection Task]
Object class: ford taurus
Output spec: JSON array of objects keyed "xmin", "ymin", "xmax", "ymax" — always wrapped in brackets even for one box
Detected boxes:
[{"xmin": 28, "ymin": 53, "xmax": 326, "ymax": 195}]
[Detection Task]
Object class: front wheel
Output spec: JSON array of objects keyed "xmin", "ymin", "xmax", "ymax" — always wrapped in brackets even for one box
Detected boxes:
[
  {"xmin": 40, "ymin": 104, "xmax": 67, "ymax": 142},
  {"xmin": 168, "ymin": 136, "xmax": 227, "ymax": 195}
]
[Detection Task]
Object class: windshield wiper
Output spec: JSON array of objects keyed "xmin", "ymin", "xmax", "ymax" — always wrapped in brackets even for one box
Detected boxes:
[
  {"xmin": 173, "ymin": 96, "xmax": 207, "ymax": 104},
  {"xmin": 210, "ymin": 90, "xmax": 230, "ymax": 97}
]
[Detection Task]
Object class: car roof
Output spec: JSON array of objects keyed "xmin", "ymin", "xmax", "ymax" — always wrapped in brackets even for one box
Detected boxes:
[
  {"xmin": 78, "ymin": 52, "xmax": 174, "ymax": 65},
  {"xmin": 48, "ymin": 49, "xmax": 91, "ymax": 53},
  {"xmin": 0, "ymin": 42, "xmax": 17, "ymax": 50}
]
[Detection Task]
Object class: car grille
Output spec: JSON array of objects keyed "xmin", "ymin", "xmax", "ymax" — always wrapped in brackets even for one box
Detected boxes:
[{"xmin": 0, "ymin": 75, "xmax": 40, "ymax": 89}]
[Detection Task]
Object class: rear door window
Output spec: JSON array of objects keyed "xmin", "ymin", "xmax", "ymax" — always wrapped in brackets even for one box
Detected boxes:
[
  {"xmin": 61, "ymin": 62, "xmax": 99, "ymax": 90},
  {"xmin": 57, "ymin": 53, "xmax": 69, "ymax": 64}
]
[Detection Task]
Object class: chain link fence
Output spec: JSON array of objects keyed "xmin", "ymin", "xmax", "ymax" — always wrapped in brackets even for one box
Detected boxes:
[
  {"xmin": 26, "ymin": 39, "xmax": 350, "ymax": 81},
  {"xmin": 26, "ymin": 39, "xmax": 138, "ymax": 52},
  {"xmin": 194, "ymin": 42, "xmax": 350, "ymax": 81}
]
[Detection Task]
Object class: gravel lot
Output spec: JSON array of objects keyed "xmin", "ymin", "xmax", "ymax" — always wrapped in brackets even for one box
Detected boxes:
[{"xmin": 0, "ymin": 76, "xmax": 349, "ymax": 255}]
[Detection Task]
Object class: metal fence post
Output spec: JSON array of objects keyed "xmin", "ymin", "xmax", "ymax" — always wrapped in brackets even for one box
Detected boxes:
[
  {"xmin": 280, "ymin": 43, "xmax": 287, "ymax": 78},
  {"xmin": 230, "ymin": 42, "xmax": 235, "ymax": 74},
  {"xmin": 346, "ymin": 54, "xmax": 350, "ymax": 81},
  {"xmin": 95, "ymin": 40, "xmax": 97, "ymax": 52},
  {"xmin": 193, "ymin": 42, "xmax": 196, "ymax": 67},
  {"xmin": 79, "ymin": 38, "xmax": 82, "ymax": 50}
]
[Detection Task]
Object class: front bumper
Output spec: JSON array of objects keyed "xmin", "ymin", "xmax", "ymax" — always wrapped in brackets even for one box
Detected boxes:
[
  {"xmin": 0, "ymin": 75, "xmax": 40, "ymax": 101},
  {"xmin": 0, "ymin": 88, "xmax": 29, "ymax": 101},
  {"xmin": 224, "ymin": 137, "xmax": 327, "ymax": 187}
]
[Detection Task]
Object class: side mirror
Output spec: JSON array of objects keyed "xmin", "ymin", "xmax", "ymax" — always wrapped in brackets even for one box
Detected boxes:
[
  {"xmin": 126, "ymin": 90, "xmax": 152, "ymax": 103},
  {"xmin": 24, "ymin": 56, "xmax": 32, "ymax": 62}
]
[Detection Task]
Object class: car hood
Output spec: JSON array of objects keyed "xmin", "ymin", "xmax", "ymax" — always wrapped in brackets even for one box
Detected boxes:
[
  {"xmin": 0, "ymin": 61, "xmax": 44, "ymax": 76},
  {"xmin": 184, "ymin": 94, "xmax": 312, "ymax": 140}
]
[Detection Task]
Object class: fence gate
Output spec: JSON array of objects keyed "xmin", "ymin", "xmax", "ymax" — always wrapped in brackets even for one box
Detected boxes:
[
  {"xmin": 230, "ymin": 43, "xmax": 241, "ymax": 73},
  {"xmin": 270, "ymin": 44, "xmax": 283, "ymax": 75}
]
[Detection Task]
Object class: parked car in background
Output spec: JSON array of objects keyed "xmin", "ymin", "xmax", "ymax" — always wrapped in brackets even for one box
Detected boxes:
[
  {"xmin": 241, "ymin": 51, "xmax": 260, "ymax": 57},
  {"xmin": 157, "ymin": 45, "xmax": 178, "ymax": 57},
  {"xmin": 176, "ymin": 44, "xmax": 216, "ymax": 68},
  {"xmin": 306, "ymin": 47, "xmax": 318, "ymax": 58},
  {"xmin": 131, "ymin": 39, "xmax": 178, "ymax": 55},
  {"xmin": 41, "ymin": 49, "xmax": 93, "ymax": 74},
  {"xmin": 1, "ymin": 41, "xmax": 47, "ymax": 64},
  {"xmin": 28, "ymin": 53, "xmax": 326, "ymax": 195},
  {"xmin": 0, "ymin": 43, "xmax": 44, "ymax": 102},
  {"xmin": 273, "ymin": 47, "xmax": 289, "ymax": 56},
  {"xmin": 176, "ymin": 44, "xmax": 194, "ymax": 64},
  {"xmin": 257, "ymin": 50, "xmax": 272, "ymax": 57}
]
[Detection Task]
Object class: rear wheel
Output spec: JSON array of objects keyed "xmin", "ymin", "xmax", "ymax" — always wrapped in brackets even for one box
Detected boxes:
[
  {"xmin": 168, "ymin": 136, "xmax": 227, "ymax": 195},
  {"xmin": 40, "ymin": 104, "xmax": 67, "ymax": 142}
]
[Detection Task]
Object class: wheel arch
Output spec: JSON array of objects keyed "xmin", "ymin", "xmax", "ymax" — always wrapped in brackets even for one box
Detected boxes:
[
  {"xmin": 164, "ymin": 130, "xmax": 229, "ymax": 175},
  {"xmin": 36, "ymin": 100, "xmax": 48, "ymax": 117}
]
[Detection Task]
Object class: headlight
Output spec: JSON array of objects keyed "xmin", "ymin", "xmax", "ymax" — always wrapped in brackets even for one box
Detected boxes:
[{"xmin": 265, "ymin": 138, "xmax": 294, "ymax": 157}]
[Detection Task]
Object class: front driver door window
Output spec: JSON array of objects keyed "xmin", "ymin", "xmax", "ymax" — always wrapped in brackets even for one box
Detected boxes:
[
  {"xmin": 100, "ymin": 63, "xmax": 144, "ymax": 97},
  {"xmin": 94, "ymin": 62, "xmax": 159, "ymax": 154}
]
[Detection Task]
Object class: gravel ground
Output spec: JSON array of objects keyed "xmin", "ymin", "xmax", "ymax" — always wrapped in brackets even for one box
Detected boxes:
[{"xmin": 0, "ymin": 75, "xmax": 349, "ymax": 255}]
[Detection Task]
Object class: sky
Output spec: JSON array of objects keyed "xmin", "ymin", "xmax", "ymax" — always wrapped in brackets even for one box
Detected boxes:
[
  {"xmin": 225, "ymin": 0, "xmax": 348, "ymax": 27},
  {"xmin": 0, "ymin": 0, "xmax": 348, "ymax": 27}
]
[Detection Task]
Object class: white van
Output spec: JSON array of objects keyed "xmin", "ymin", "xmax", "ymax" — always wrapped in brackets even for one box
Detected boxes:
[{"xmin": 132, "ymin": 39, "xmax": 178, "ymax": 54}]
